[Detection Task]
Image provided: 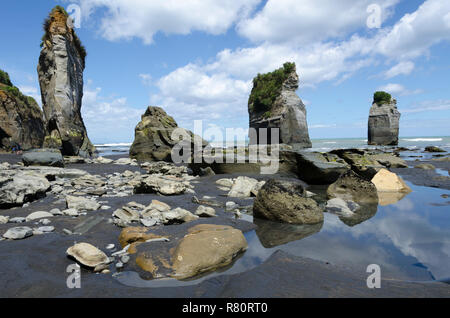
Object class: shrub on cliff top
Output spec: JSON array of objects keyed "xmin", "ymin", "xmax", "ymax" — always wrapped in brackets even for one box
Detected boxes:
[
  {"xmin": 373, "ymin": 91, "xmax": 392, "ymax": 105},
  {"xmin": 0, "ymin": 69, "xmax": 13, "ymax": 86},
  {"xmin": 249, "ymin": 62, "xmax": 296, "ymax": 113},
  {"xmin": 40, "ymin": 6, "xmax": 87, "ymax": 65}
]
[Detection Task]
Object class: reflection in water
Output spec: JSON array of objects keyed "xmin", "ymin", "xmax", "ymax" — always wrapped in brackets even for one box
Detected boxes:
[
  {"xmin": 378, "ymin": 191, "xmax": 410, "ymax": 206},
  {"xmin": 254, "ymin": 218, "xmax": 323, "ymax": 248},
  {"xmin": 115, "ymin": 178, "xmax": 450, "ymax": 287},
  {"xmin": 338, "ymin": 202, "xmax": 378, "ymax": 227}
]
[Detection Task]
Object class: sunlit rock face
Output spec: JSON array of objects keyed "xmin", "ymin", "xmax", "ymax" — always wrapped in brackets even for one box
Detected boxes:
[
  {"xmin": 0, "ymin": 71, "xmax": 45, "ymax": 151},
  {"xmin": 37, "ymin": 7, "xmax": 96, "ymax": 157},
  {"xmin": 368, "ymin": 99, "xmax": 400, "ymax": 146},
  {"xmin": 248, "ymin": 62, "xmax": 312, "ymax": 150}
]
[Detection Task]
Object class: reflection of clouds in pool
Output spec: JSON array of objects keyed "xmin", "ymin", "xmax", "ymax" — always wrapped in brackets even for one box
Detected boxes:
[
  {"xmin": 323, "ymin": 210, "xmax": 450, "ymax": 280},
  {"xmin": 390, "ymin": 197, "xmax": 415, "ymax": 211}
]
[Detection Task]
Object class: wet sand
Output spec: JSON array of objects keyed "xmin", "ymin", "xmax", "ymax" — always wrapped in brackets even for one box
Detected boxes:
[{"xmin": 0, "ymin": 153, "xmax": 449, "ymax": 298}]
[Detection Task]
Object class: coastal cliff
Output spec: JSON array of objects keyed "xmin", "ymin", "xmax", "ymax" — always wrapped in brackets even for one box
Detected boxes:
[{"xmin": 0, "ymin": 69, "xmax": 45, "ymax": 151}]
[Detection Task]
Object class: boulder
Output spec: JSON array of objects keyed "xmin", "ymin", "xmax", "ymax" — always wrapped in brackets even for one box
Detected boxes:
[
  {"xmin": 296, "ymin": 151, "xmax": 350, "ymax": 184},
  {"xmin": 368, "ymin": 97, "xmax": 400, "ymax": 146},
  {"xmin": 163, "ymin": 208, "xmax": 199, "ymax": 224},
  {"xmin": 195, "ymin": 206, "xmax": 216, "ymax": 217},
  {"xmin": 330, "ymin": 149, "xmax": 384, "ymax": 179},
  {"xmin": 113, "ymin": 207, "xmax": 141, "ymax": 224},
  {"xmin": 171, "ymin": 224, "xmax": 248, "ymax": 280},
  {"xmin": 228, "ymin": 176, "xmax": 260, "ymax": 198},
  {"xmin": 3, "ymin": 227, "xmax": 33, "ymax": 240},
  {"xmin": 141, "ymin": 161, "xmax": 188, "ymax": 176},
  {"xmin": 253, "ymin": 179, "xmax": 324, "ymax": 225},
  {"xmin": 0, "ymin": 215, "xmax": 9, "ymax": 224},
  {"xmin": 327, "ymin": 170, "xmax": 379, "ymax": 204},
  {"xmin": 368, "ymin": 153, "xmax": 408, "ymax": 168},
  {"xmin": 371, "ymin": 169, "xmax": 412, "ymax": 193},
  {"xmin": 0, "ymin": 172, "xmax": 51, "ymax": 208},
  {"xmin": 22, "ymin": 148, "xmax": 64, "ymax": 168},
  {"xmin": 0, "ymin": 71, "xmax": 45, "ymax": 151},
  {"xmin": 134, "ymin": 175, "xmax": 190, "ymax": 196},
  {"xmin": 38, "ymin": 7, "xmax": 96, "ymax": 157},
  {"xmin": 415, "ymin": 163, "xmax": 436, "ymax": 170},
  {"xmin": 66, "ymin": 195, "xmax": 100, "ymax": 211},
  {"xmin": 66, "ymin": 243, "xmax": 109, "ymax": 268},
  {"xmin": 248, "ymin": 62, "xmax": 312, "ymax": 149},
  {"xmin": 25, "ymin": 211, "xmax": 54, "ymax": 222},
  {"xmin": 130, "ymin": 106, "xmax": 207, "ymax": 162},
  {"xmin": 425, "ymin": 146, "xmax": 446, "ymax": 153}
]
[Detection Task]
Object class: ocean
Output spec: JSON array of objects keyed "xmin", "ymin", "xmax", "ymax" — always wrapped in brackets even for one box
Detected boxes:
[{"xmin": 95, "ymin": 136, "xmax": 450, "ymax": 157}]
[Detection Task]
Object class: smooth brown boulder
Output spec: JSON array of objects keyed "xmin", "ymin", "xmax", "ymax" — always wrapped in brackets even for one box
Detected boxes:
[
  {"xmin": 66, "ymin": 243, "xmax": 109, "ymax": 268},
  {"xmin": 171, "ymin": 224, "xmax": 247, "ymax": 280}
]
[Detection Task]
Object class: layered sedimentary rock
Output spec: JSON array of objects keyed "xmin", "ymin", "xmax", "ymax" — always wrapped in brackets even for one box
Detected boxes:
[
  {"xmin": 37, "ymin": 7, "xmax": 96, "ymax": 157},
  {"xmin": 130, "ymin": 106, "xmax": 207, "ymax": 162},
  {"xmin": 368, "ymin": 95, "xmax": 400, "ymax": 146},
  {"xmin": 0, "ymin": 70, "xmax": 45, "ymax": 151},
  {"xmin": 248, "ymin": 62, "xmax": 312, "ymax": 149}
]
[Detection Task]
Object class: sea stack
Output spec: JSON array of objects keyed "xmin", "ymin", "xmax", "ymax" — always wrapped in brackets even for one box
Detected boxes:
[
  {"xmin": 37, "ymin": 6, "xmax": 96, "ymax": 157},
  {"xmin": 0, "ymin": 69, "xmax": 45, "ymax": 151},
  {"xmin": 248, "ymin": 62, "xmax": 312, "ymax": 149},
  {"xmin": 368, "ymin": 91, "xmax": 400, "ymax": 146}
]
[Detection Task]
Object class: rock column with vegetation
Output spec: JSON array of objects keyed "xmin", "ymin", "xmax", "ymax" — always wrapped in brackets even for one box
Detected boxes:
[
  {"xmin": 248, "ymin": 62, "xmax": 312, "ymax": 149},
  {"xmin": 37, "ymin": 6, "xmax": 96, "ymax": 157},
  {"xmin": 0, "ymin": 69, "xmax": 45, "ymax": 151},
  {"xmin": 368, "ymin": 91, "xmax": 400, "ymax": 146}
]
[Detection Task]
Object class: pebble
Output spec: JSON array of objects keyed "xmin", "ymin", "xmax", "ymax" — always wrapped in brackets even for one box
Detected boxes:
[
  {"xmin": 115, "ymin": 262, "xmax": 124, "ymax": 269},
  {"xmin": 106, "ymin": 244, "xmax": 115, "ymax": 250},
  {"xmin": 63, "ymin": 229, "xmax": 73, "ymax": 235},
  {"xmin": 9, "ymin": 217, "xmax": 26, "ymax": 223},
  {"xmin": 37, "ymin": 226, "xmax": 55, "ymax": 233},
  {"xmin": 50, "ymin": 208, "xmax": 63, "ymax": 216},
  {"xmin": 141, "ymin": 218, "xmax": 157, "ymax": 227},
  {"xmin": 226, "ymin": 202, "xmax": 238, "ymax": 210},
  {"xmin": 101, "ymin": 206, "xmax": 111, "ymax": 210},
  {"xmin": 0, "ymin": 216, "xmax": 9, "ymax": 224},
  {"xmin": 121, "ymin": 255, "xmax": 130, "ymax": 264},
  {"xmin": 39, "ymin": 219, "xmax": 52, "ymax": 225},
  {"xmin": 3, "ymin": 227, "xmax": 33, "ymax": 240}
]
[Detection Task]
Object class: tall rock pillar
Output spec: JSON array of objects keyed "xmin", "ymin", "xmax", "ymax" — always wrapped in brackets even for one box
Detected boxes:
[
  {"xmin": 248, "ymin": 62, "xmax": 312, "ymax": 149},
  {"xmin": 37, "ymin": 6, "xmax": 96, "ymax": 157},
  {"xmin": 368, "ymin": 92, "xmax": 400, "ymax": 146}
]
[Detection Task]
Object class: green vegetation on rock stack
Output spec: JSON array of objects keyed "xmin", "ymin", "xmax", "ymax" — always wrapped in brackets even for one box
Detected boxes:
[
  {"xmin": 373, "ymin": 91, "xmax": 392, "ymax": 105},
  {"xmin": 0, "ymin": 69, "xmax": 13, "ymax": 86},
  {"xmin": 40, "ymin": 5, "xmax": 87, "ymax": 65},
  {"xmin": 249, "ymin": 62, "xmax": 296, "ymax": 112},
  {"xmin": 0, "ymin": 69, "xmax": 40, "ymax": 112}
]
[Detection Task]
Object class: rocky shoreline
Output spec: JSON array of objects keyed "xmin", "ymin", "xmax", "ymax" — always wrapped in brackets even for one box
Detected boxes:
[{"xmin": 0, "ymin": 147, "xmax": 449, "ymax": 298}]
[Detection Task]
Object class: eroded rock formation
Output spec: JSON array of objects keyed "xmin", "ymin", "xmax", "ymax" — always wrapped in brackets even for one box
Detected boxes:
[
  {"xmin": 248, "ymin": 62, "xmax": 312, "ymax": 149},
  {"xmin": 130, "ymin": 106, "xmax": 207, "ymax": 162},
  {"xmin": 368, "ymin": 92, "xmax": 400, "ymax": 146},
  {"xmin": 37, "ymin": 6, "xmax": 96, "ymax": 157},
  {"xmin": 0, "ymin": 69, "xmax": 45, "ymax": 151}
]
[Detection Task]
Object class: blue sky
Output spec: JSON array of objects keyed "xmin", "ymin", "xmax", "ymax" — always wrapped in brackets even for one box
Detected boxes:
[{"xmin": 1, "ymin": 0, "xmax": 449, "ymax": 144}]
